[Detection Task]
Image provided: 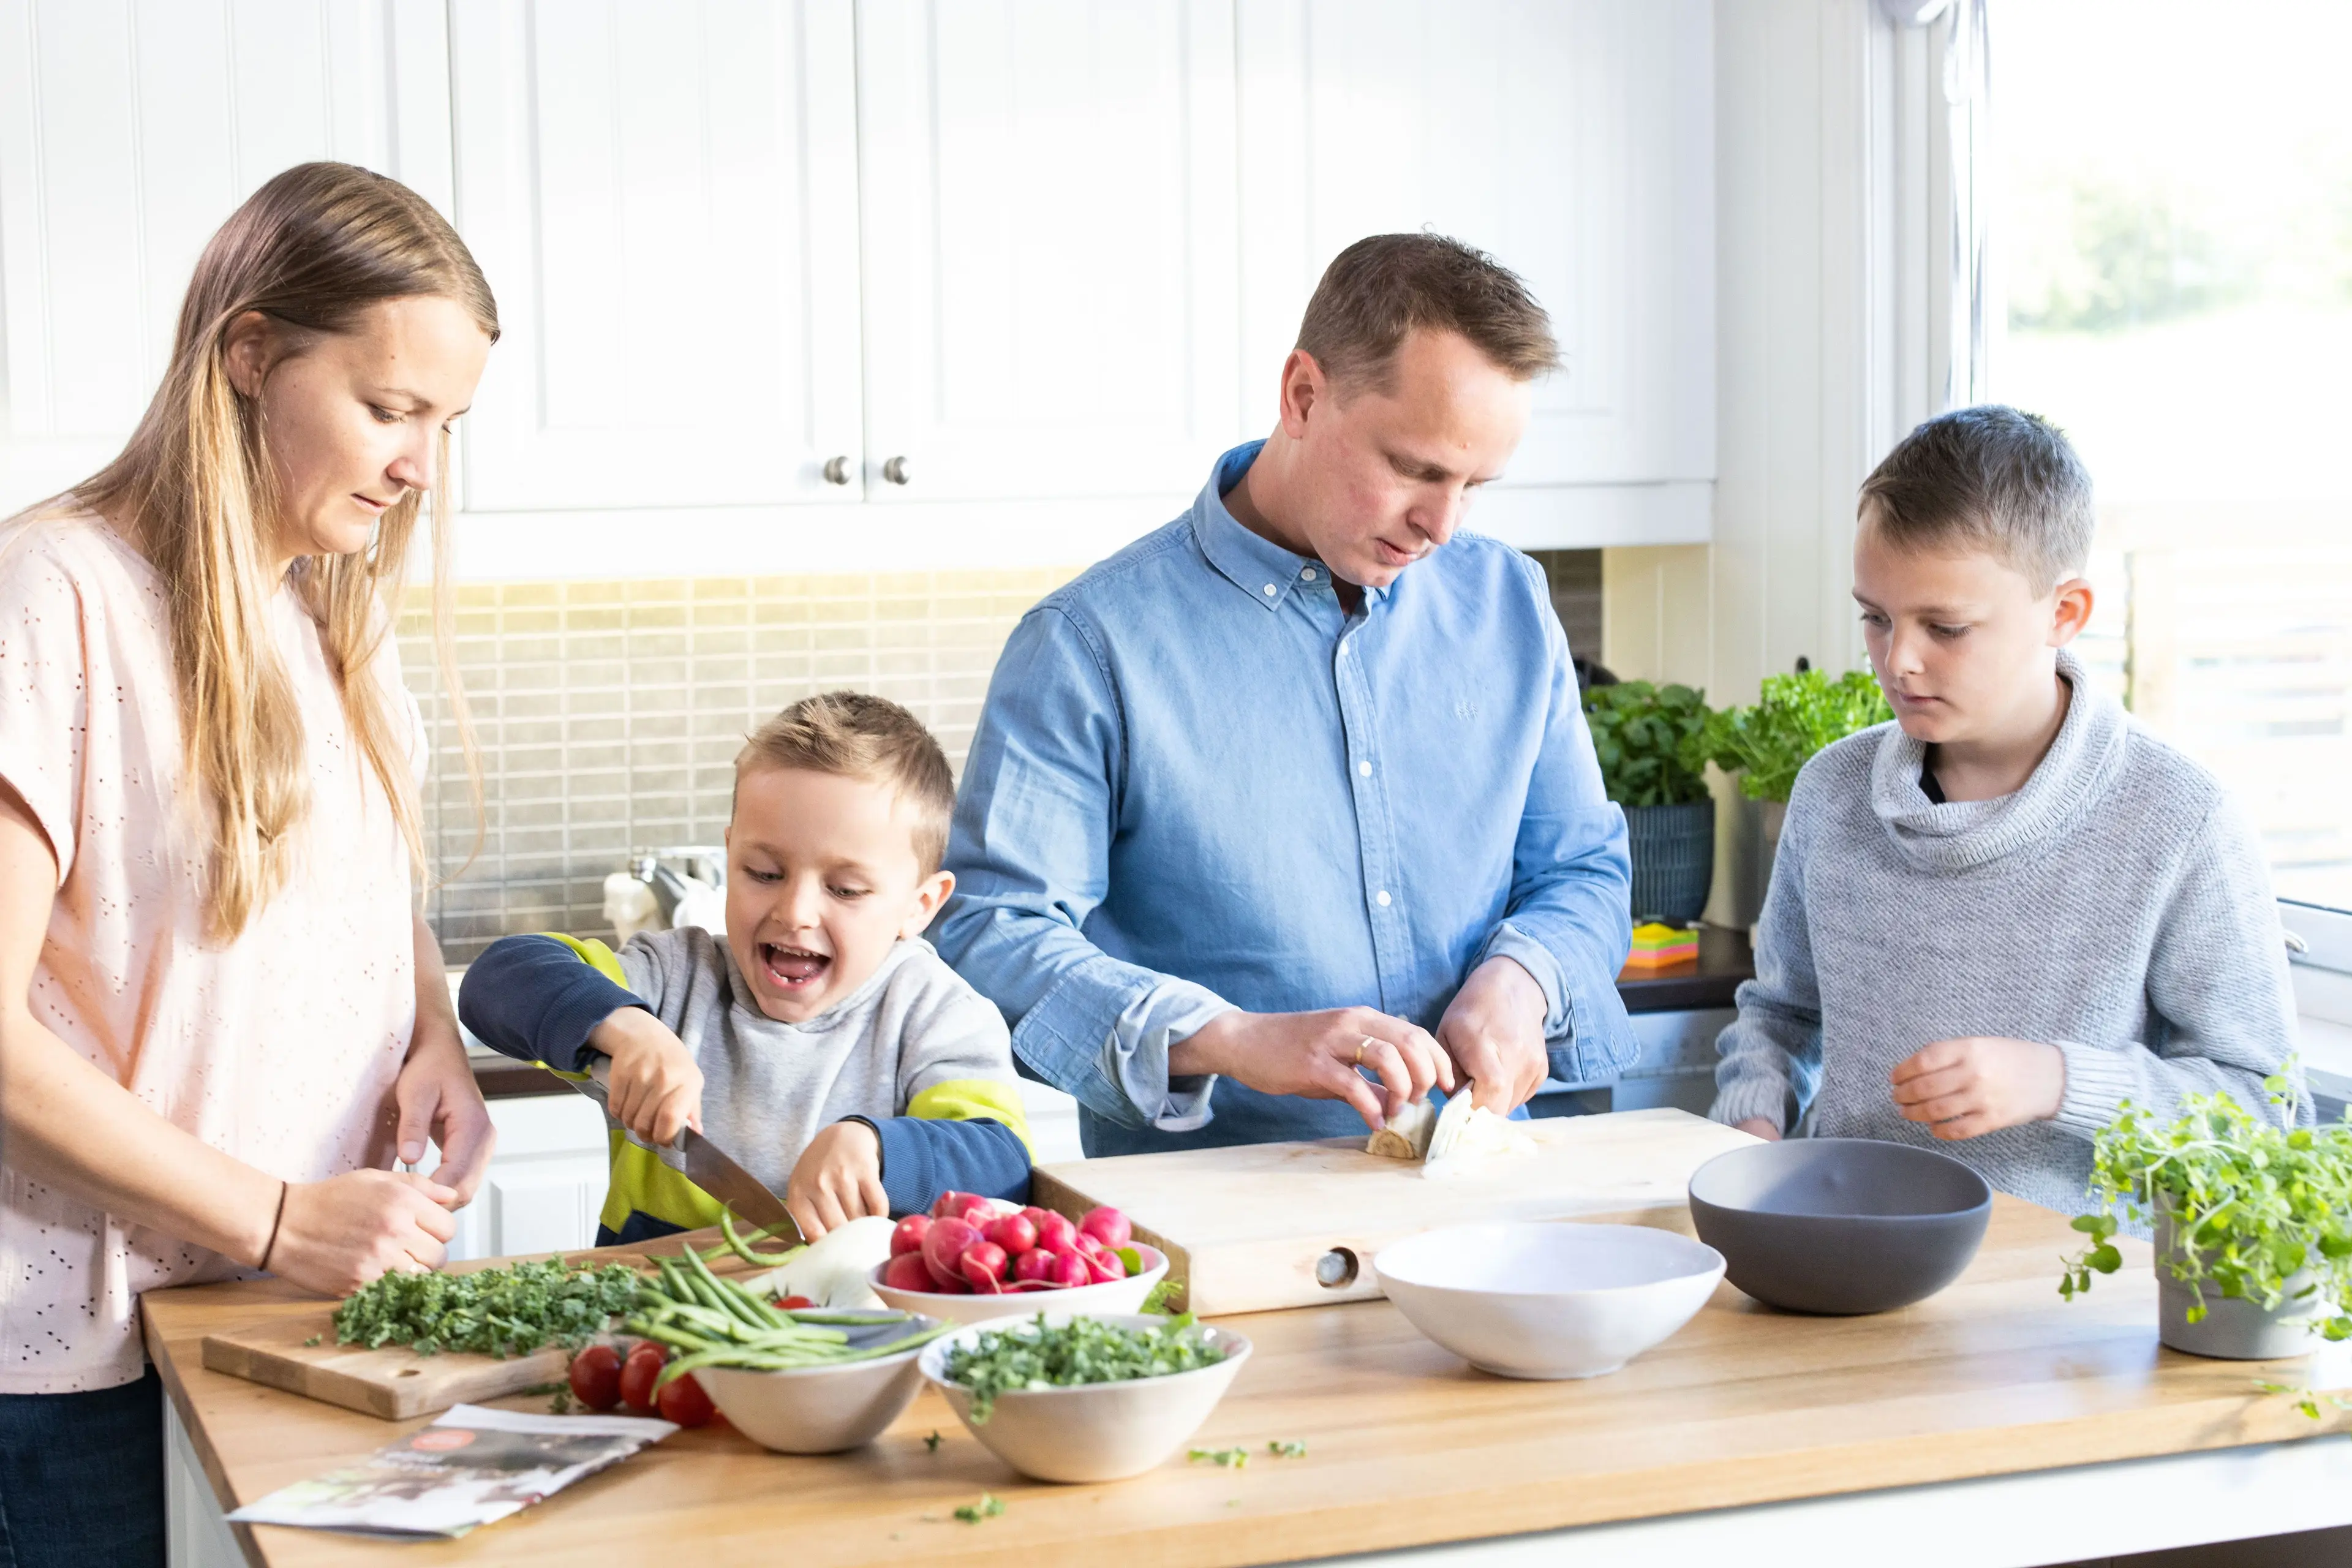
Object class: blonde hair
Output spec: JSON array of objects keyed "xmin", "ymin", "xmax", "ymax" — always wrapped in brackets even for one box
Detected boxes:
[
  {"xmin": 70, "ymin": 162, "xmax": 496, "ymax": 941},
  {"xmin": 736, "ymin": 693, "xmax": 956, "ymax": 873}
]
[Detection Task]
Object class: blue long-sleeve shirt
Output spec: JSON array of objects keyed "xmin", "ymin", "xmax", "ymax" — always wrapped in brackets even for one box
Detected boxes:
[
  {"xmin": 934, "ymin": 440, "xmax": 1638, "ymax": 1156},
  {"xmin": 461, "ymin": 932, "xmax": 1030, "ymax": 1239}
]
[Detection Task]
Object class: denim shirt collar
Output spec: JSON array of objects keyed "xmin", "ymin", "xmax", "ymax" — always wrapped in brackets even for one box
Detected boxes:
[{"xmin": 1190, "ymin": 440, "xmax": 1392, "ymax": 613}]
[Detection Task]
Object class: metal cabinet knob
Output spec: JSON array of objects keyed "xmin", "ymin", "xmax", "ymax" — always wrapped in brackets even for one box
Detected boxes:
[
  {"xmin": 881, "ymin": 455, "xmax": 912, "ymax": 486},
  {"xmin": 821, "ymin": 455, "xmax": 851, "ymax": 486}
]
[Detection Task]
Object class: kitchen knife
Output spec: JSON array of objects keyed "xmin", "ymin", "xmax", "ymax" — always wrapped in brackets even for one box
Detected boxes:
[{"xmin": 572, "ymin": 1056, "xmax": 803, "ymax": 1245}]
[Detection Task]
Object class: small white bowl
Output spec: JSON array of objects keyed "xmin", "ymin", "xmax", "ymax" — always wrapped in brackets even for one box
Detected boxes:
[
  {"xmin": 693, "ymin": 1316, "xmax": 940, "ymax": 1453},
  {"xmin": 1374, "ymin": 1222, "xmax": 1724, "ymax": 1381},
  {"xmin": 918, "ymin": 1311, "xmax": 1250, "ymax": 1482},
  {"xmin": 869, "ymin": 1245, "xmax": 1169, "ymax": 1326}
]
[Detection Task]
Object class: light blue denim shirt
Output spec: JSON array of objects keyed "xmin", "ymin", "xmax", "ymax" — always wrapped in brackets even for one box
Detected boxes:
[{"xmin": 935, "ymin": 442, "xmax": 1638, "ymax": 1155}]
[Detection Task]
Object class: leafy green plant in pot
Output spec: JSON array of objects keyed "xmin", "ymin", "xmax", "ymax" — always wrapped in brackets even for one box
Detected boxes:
[
  {"xmin": 1698, "ymin": 668, "xmax": 1893, "ymax": 921},
  {"xmin": 2060, "ymin": 1071, "xmax": 2352, "ymax": 1359},
  {"xmin": 1582, "ymin": 681, "xmax": 1714, "ymax": 925}
]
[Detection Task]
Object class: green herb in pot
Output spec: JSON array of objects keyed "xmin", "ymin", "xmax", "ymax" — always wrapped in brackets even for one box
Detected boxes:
[
  {"xmin": 2060, "ymin": 1071, "xmax": 2352, "ymax": 1338},
  {"xmin": 1582, "ymin": 681, "xmax": 1714, "ymax": 808},
  {"xmin": 1698, "ymin": 668, "xmax": 1891, "ymax": 803},
  {"xmin": 943, "ymin": 1313, "xmax": 1227, "ymax": 1422}
]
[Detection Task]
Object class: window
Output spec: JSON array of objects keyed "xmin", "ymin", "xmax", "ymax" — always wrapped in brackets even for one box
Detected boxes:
[{"xmin": 1993, "ymin": 1, "xmax": 2352, "ymax": 912}]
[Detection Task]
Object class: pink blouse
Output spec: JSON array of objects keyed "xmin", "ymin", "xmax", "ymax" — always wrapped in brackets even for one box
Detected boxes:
[{"xmin": 0, "ymin": 508, "xmax": 426, "ymax": 1392}]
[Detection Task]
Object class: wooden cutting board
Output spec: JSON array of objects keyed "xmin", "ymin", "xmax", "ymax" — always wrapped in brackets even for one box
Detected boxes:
[
  {"xmin": 1030, "ymin": 1107, "xmax": 1756, "ymax": 1315},
  {"xmin": 200, "ymin": 1310, "xmax": 573, "ymax": 1420}
]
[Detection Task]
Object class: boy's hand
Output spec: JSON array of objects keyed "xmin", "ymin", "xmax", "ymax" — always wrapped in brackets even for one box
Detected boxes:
[
  {"xmin": 1890, "ymin": 1036, "xmax": 2065, "ymax": 1139},
  {"xmin": 1436, "ymin": 956, "xmax": 1551, "ymax": 1113},
  {"xmin": 588, "ymin": 1008, "xmax": 704, "ymax": 1147},
  {"xmin": 786, "ymin": 1121, "xmax": 889, "ymax": 1240}
]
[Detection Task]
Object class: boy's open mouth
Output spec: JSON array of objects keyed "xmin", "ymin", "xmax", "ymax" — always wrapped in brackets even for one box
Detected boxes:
[{"xmin": 758, "ymin": 943, "xmax": 831, "ymax": 987}]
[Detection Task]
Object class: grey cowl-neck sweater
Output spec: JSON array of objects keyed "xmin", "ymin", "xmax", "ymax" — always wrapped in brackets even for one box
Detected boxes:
[{"xmin": 1711, "ymin": 648, "xmax": 2307, "ymax": 1218}]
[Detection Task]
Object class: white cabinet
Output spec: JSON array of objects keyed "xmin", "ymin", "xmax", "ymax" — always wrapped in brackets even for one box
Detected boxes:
[
  {"xmin": 441, "ymin": 1091, "xmax": 611, "ymax": 1263},
  {"xmin": 447, "ymin": 0, "xmax": 864, "ymax": 511},
  {"xmin": 0, "ymin": 0, "xmax": 450, "ymax": 508},
  {"xmin": 1236, "ymin": 0, "xmax": 1715, "ymax": 542},
  {"xmin": 854, "ymin": 0, "xmax": 1243, "ymax": 503}
]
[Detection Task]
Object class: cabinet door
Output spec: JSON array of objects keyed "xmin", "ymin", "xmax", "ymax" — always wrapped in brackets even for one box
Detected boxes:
[
  {"xmin": 1236, "ymin": 0, "xmax": 1713, "ymax": 491},
  {"xmin": 447, "ymin": 0, "xmax": 862, "ymax": 511},
  {"xmin": 855, "ymin": 0, "xmax": 1243, "ymax": 504},
  {"xmin": 439, "ymin": 1092, "xmax": 612, "ymax": 1262},
  {"xmin": 0, "ymin": 0, "xmax": 449, "ymax": 515}
]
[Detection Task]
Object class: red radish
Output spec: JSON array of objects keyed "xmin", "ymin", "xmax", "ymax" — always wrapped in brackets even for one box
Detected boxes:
[
  {"xmin": 1085, "ymin": 1248, "xmax": 1123, "ymax": 1284},
  {"xmin": 1020, "ymin": 1205, "xmax": 1055, "ymax": 1229},
  {"xmin": 933, "ymin": 1271, "xmax": 973, "ymax": 1294},
  {"xmin": 882, "ymin": 1253, "xmax": 935, "ymax": 1293},
  {"xmin": 891, "ymin": 1215, "xmax": 932, "ymax": 1256},
  {"xmin": 1012, "ymin": 1248, "xmax": 1057, "ymax": 1284},
  {"xmin": 656, "ymin": 1371, "xmax": 715, "ymax": 1428},
  {"xmin": 1031, "ymin": 1210, "xmax": 1079, "ymax": 1254},
  {"xmin": 930, "ymin": 1190, "xmax": 973, "ymax": 1219},
  {"xmin": 1049, "ymin": 1251, "xmax": 1091, "ymax": 1289},
  {"xmin": 983, "ymin": 1213, "xmax": 1037, "ymax": 1256},
  {"xmin": 949, "ymin": 1194, "xmax": 1002, "ymax": 1224},
  {"xmin": 922, "ymin": 1216, "xmax": 983, "ymax": 1288},
  {"xmin": 568, "ymin": 1344, "xmax": 622, "ymax": 1411},
  {"xmin": 960, "ymin": 1242, "xmax": 1009, "ymax": 1291},
  {"xmin": 1079, "ymin": 1206, "xmax": 1132, "ymax": 1250}
]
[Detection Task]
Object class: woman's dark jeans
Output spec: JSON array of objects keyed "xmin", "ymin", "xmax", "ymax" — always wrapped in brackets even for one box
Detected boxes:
[{"xmin": 0, "ymin": 1368, "xmax": 166, "ymax": 1567}]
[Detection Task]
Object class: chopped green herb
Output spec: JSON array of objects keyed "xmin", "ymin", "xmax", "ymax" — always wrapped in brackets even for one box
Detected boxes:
[
  {"xmin": 331, "ymin": 1257, "xmax": 641, "ymax": 1358},
  {"xmin": 942, "ymin": 1313, "xmax": 1226, "ymax": 1423},
  {"xmin": 1189, "ymin": 1446, "xmax": 1249, "ymax": 1468},
  {"xmin": 952, "ymin": 1493, "xmax": 1005, "ymax": 1524},
  {"xmin": 1139, "ymin": 1278, "xmax": 1181, "ymax": 1315},
  {"xmin": 1267, "ymin": 1439, "xmax": 1307, "ymax": 1458},
  {"xmin": 303, "ymin": 1335, "xmax": 322, "ymax": 1348},
  {"xmin": 924, "ymin": 1430, "xmax": 943, "ymax": 1452}
]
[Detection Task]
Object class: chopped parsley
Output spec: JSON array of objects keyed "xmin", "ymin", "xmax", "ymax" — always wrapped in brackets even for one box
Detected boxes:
[
  {"xmin": 941, "ymin": 1313, "xmax": 1227, "ymax": 1423},
  {"xmin": 331, "ymin": 1258, "xmax": 641, "ymax": 1358}
]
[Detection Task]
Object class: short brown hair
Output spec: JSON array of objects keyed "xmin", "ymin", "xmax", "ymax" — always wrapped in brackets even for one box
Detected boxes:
[
  {"xmin": 1858, "ymin": 405, "xmax": 2095, "ymax": 594},
  {"xmin": 736, "ymin": 692, "xmax": 956, "ymax": 873},
  {"xmin": 1295, "ymin": 233, "xmax": 1559, "ymax": 395}
]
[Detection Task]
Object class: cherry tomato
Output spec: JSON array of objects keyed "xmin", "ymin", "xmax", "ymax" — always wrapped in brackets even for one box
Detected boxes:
[
  {"xmin": 619, "ymin": 1341, "xmax": 668, "ymax": 1414},
  {"xmin": 774, "ymin": 1295, "xmax": 814, "ymax": 1310},
  {"xmin": 568, "ymin": 1343, "xmax": 622, "ymax": 1411},
  {"xmin": 656, "ymin": 1370, "xmax": 715, "ymax": 1428}
]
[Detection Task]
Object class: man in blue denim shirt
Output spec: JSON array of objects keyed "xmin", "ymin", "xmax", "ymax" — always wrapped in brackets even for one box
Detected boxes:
[{"xmin": 936, "ymin": 235, "xmax": 1638, "ymax": 1156}]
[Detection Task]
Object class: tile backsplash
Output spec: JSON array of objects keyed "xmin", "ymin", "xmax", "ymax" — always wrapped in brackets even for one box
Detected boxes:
[{"xmin": 404, "ymin": 551, "xmax": 1602, "ymax": 967}]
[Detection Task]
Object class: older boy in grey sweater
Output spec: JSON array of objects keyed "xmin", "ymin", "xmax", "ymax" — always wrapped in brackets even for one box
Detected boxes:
[{"xmin": 1711, "ymin": 407, "xmax": 2304, "ymax": 1217}]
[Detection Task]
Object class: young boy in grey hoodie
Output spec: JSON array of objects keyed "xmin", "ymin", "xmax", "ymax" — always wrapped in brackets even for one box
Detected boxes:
[{"xmin": 1710, "ymin": 406, "xmax": 2304, "ymax": 1216}]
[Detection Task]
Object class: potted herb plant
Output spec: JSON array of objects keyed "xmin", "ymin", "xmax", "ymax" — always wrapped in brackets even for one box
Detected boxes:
[
  {"xmin": 2061, "ymin": 1074, "xmax": 2352, "ymax": 1359},
  {"xmin": 1582, "ymin": 681, "xmax": 1715, "ymax": 925},
  {"xmin": 1698, "ymin": 667, "xmax": 1893, "ymax": 921}
]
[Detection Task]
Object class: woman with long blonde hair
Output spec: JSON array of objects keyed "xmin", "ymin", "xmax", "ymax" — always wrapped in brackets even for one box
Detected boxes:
[{"xmin": 0, "ymin": 163, "xmax": 498, "ymax": 1563}]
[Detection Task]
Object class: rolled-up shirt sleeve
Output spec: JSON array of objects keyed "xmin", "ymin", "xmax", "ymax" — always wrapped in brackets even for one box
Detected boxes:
[
  {"xmin": 1476, "ymin": 558, "xmax": 1640, "ymax": 1085},
  {"xmin": 934, "ymin": 606, "xmax": 1234, "ymax": 1131}
]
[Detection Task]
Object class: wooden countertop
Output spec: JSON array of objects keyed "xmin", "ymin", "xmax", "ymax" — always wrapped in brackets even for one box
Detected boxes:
[{"xmin": 143, "ymin": 1197, "xmax": 2350, "ymax": 1567}]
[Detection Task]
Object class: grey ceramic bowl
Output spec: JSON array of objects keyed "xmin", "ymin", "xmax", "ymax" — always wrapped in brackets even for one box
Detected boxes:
[{"xmin": 1687, "ymin": 1138, "xmax": 1992, "ymax": 1314}]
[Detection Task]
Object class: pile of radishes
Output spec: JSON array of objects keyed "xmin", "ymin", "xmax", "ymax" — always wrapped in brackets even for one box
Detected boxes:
[{"xmin": 880, "ymin": 1191, "xmax": 1142, "ymax": 1295}]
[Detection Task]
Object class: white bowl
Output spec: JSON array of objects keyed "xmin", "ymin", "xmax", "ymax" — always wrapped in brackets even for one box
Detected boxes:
[
  {"xmin": 869, "ymin": 1245, "xmax": 1169, "ymax": 1326},
  {"xmin": 1373, "ymin": 1222, "xmax": 1724, "ymax": 1381},
  {"xmin": 918, "ymin": 1311, "xmax": 1250, "ymax": 1482},
  {"xmin": 693, "ymin": 1316, "xmax": 941, "ymax": 1453}
]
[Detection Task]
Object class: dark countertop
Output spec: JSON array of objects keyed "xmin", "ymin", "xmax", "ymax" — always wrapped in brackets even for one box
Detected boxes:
[{"xmin": 1615, "ymin": 922, "xmax": 1753, "ymax": 1015}]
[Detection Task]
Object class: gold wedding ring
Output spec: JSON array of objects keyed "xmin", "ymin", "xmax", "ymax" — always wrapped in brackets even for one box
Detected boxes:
[{"xmin": 1354, "ymin": 1038, "xmax": 1368, "ymax": 1066}]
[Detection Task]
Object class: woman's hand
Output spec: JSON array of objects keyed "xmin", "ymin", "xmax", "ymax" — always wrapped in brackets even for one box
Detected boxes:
[
  {"xmin": 398, "ymin": 914, "xmax": 496, "ymax": 1202},
  {"xmin": 785, "ymin": 1121, "xmax": 889, "ymax": 1240},
  {"xmin": 1436, "ymin": 957, "xmax": 1551, "ymax": 1113},
  {"xmin": 1890, "ymin": 1036, "xmax": 2067, "ymax": 1139},
  {"xmin": 268, "ymin": 1169, "xmax": 459, "ymax": 1297},
  {"xmin": 1733, "ymin": 1117, "xmax": 1782, "ymax": 1142}
]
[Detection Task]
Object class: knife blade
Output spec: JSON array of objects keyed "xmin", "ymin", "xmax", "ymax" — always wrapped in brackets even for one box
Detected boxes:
[{"xmin": 571, "ymin": 1057, "xmax": 802, "ymax": 1245}]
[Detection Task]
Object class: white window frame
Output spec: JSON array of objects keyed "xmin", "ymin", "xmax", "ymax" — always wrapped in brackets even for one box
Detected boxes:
[{"xmin": 2281, "ymin": 900, "xmax": 2352, "ymax": 1105}]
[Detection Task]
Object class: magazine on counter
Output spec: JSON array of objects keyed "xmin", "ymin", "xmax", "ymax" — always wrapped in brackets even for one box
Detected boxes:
[{"xmin": 227, "ymin": 1403, "xmax": 678, "ymax": 1539}]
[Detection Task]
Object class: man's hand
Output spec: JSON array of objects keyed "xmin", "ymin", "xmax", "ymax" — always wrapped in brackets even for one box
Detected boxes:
[
  {"xmin": 1890, "ymin": 1036, "xmax": 2066, "ymax": 1140},
  {"xmin": 1172, "ymin": 1006, "xmax": 1456, "ymax": 1131},
  {"xmin": 590, "ymin": 1008, "xmax": 704, "ymax": 1147},
  {"xmin": 786, "ymin": 1121, "xmax": 888, "ymax": 1240},
  {"xmin": 392, "ymin": 1009, "xmax": 496, "ymax": 1205},
  {"xmin": 1436, "ymin": 957, "xmax": 1550, "ymax": 1113}
]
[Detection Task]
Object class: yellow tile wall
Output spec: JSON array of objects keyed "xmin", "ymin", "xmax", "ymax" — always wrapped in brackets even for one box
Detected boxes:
[{"xmin": 398, "ymin": 568, "xmax": 1077, "ymax": 965}]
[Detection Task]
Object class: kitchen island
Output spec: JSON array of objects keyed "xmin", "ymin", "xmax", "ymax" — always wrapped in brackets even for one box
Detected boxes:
[{"xmin": 145, "ymin": 1194, "xmax": 2352, "ymax": 1568}]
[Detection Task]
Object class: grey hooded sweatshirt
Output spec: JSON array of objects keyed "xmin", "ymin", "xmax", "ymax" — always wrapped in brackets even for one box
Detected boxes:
[{"xmin": 1711, "ymin": 649, "xmax": 2306, "ymax": 1217}]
